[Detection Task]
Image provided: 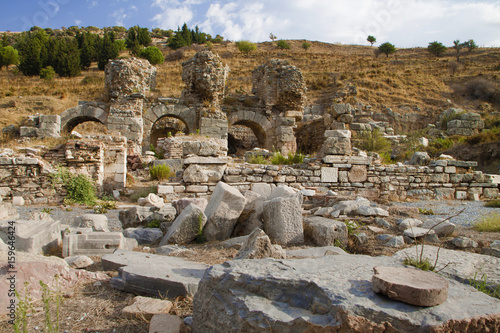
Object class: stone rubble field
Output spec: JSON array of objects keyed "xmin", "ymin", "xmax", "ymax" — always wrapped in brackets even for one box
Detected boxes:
[{"xmin": 1, "ymin": 183, "xmax": 500, "ymax": 332}]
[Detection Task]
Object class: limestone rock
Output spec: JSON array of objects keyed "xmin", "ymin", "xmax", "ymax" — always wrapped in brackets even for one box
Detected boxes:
[
  {"xmin": 236, "ymin": 228, "xmax": 286, "ymax": 260},
  {"xmin": 403, "ymin": 227, "xmax": 435, "ymax": 239},
  {"xmin": 63, "ymin": 232, "xmax": 138, "ymax": 257},
  {"xmin": 356, "ymin": 206, "xmax": 389, "ymax": 217},
  {"xmin": 156, "ymin": 245, "xmax": 194, "ymax": 256},
  {"xmin": 122, "ymin": 296, "xmax": 173, "ymax": 320},
  {"xmin": 183, "ymin": 164, "xmax": 225, "ymax": 183},
  {"xmin": 384, "ymin": 236, "xmax": 404, "ymax": 248},
  {"xmin": 192, "ymin": 255, "xmax": 500, "ymax": 332},
  {"xmin": 286, "ymin": 246, "xmax": 347, "ymax": 258},
  {"xmin": 421, "ymin": 218, "xmax": 456, "ymax": 237},
  {"xmin": 451, "ymin": 236, "xmax": 478, "ymax": 248},
  {"xmin": 119, "ymin": 205, "xmax": 176, "ymax": 229},
  {"xmin": 220, "ymin": 235, "xmax": 250, "ymax": 249},
  {"xmin": 105, "ymin": 57, "xmax": 156, "ymax": 100},
  {"xmin": 410, "ymin": 152, "xmax": 431, "ymax": 166},
  {"xmin": 73, "ymin": 214, "xmax": 109, "ymax": 232},
  {"xmin": 149, "ymin": 314, "xmax": 186, "ymax": 333},
  {"xmin": 0, "ymin": 220, "xmax": 61, "ymax": 255},
  {"xmin": 322, "ymin": 136, "xmax": 351, "ymax": 155},
  {"xmin": 103, "ymin": 250, "xmax": 208, "ymax": 298},
  {"xmin": 372, "ymin": 266, "xmax": 449, "ymax": 306},
  {"xmin": 303, "ymin": 216, "xmax": 348, "ymax": 246},
  {"xmin": 12, "ymin": 196, "xmax": 25, "ymax": 206},
  {"xmin": 172, "ymin": 197, "xmax": 208, "ymax": 215},
  {"xmin": 331, "ymin": 196, "xmax": 370, "ymax": 215},
  {"xmin": 348, "ymin": 165, "xmax": 367, "ymax": 182},
  {"xmin": 160, "ymin": 203, "xmax": 207, "ymax": 245},
  {"xmin": 0, "ymin": 202, "xmax": 19, "ymax": 220},
  {"xmin": 263, "ymin": 191, "xmax": 304, "ymax": 246},
  {"xmin": 398, "ymin": 218, "xmax": 423, "ymax": 231},
  {"xmin": 145, "ymin": 193, "xmax": 165, "ymax": 208},
  {"xmin": 123, "ymin": 228, "xmax": 164, "ymax": 245},
  {"xmin": 232, "ymin": 190, "xmax": 265, "ymax": 237},
  {"xmin": 267, "ymin": 185, "xmax": 298, "ymax": 200},
  {"xmin": 204, "ymin": 182, "xmax": 246, "ymax": 241},
  {"xmin": 251, "ymin": 59, "xmax": 307, "ymax": 111},
  {"xmin": 64, "ymin": 255, "xmax": 94, "ymax": 269}
]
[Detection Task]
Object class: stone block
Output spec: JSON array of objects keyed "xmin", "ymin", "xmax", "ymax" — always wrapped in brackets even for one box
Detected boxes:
[
  {"xmin": 62, "ymin": 232, "xmax": 138, "ymax": 257},
  {"xmin": 235, "ymin": 228, "xmax": 286, "ymax": 260},
  {"xmin": 324, "ymin": 130, "xmax": 351, "ymax": 138},
  {"xmin": 123, "ymin": 228, "xmax": 164, "ymax": 245},
  {"xmin": 149, "ymin": 314, "xmax": 185, "ymax": 333},
  {"xmin": 303, "ymin": 216, "xmax": 347, "ymax": 246},
  {"xmin": 160, "ymin": 204, "xmax": 207, "ymax": 245},
  {"xmin": 73, "ymin": 214, "xmax": 109, "ymax": 232},
  {"xmin": 158, "ymin": 185, "xmax": 174, "ymax": 195},
  {"xmin": 321, "ymin": 167, "xmax": 338, "ymax": 183},
  {"xmin": 348, "ymin": 165, "xmax": 367, "ymax": 182},
  {"xmin": 322, "ymin": 136, "xmax": 351, "ymax": 155},
  {"xmin": 122, "ymin": 296, "xmax": 173, "ymax": 320},
  {"xmin": 263, "ymin": 191, "xmax": 303, "ymax": 246},
  {"xmin": 204, "ymin": 182, "xmax": 246, "ymax": 241},
  {"xmin": 0, "ymin": 220, "xmax": 61, "ymax": 255}
]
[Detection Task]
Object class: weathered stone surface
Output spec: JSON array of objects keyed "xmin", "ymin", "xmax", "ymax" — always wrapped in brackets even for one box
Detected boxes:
[
  {"xmin": 149, "ymin": 314, "xmax": 186, "ymax": 333},
  {"xmin": 105, "ymin": 57, "xmax": 156, "ymax": 100},
  {"xmin": 12, "ymin": 196, "xmax": 25, "ymax": 206},
  {"xmin": 122, "ymin": 296, "xmax": 173, "ymax": 320},
  {"xmin": 394, "ymin": 246, "xmax": 500, "ymax": 287},
  {"xmin": 421, "ymin": 218, "xmax": 456, "ymax": 237},
  {"xmin": 232, "ymin": 191, "xmax": 265, "ymax": 237},
  {"xmin": 356, "ymin": 206, "xmax": 389, "ymax": 217},
  {"xmin": 348, "ymin": 165, "xmax": 367, "ymax": 183},
  {"xmin": 123, "ymin": 228, "xmax": 164, "ymax": 245},
  {"xmin": 331, "ymin": 196, "xmax": 370, "ymax": 215},
  {"xmin": 0, "ymin": 220, "xmax": 61, "ymax": 255},
  {"xmin": 181, "ymin": 50, "xmax": 228, "ymax": 105},
  {"xmin": 410, "ymin": 152, "xmax": 431, "ymax": 166},
  {"xmin": 451, "ymin": 236, "xmax": 478, "ymax": 248},
  {"xmin": 62, "ymin": 232, "xmax": 138, "ymax": 257},
  {"xmin": 320, "ymin": 167, "xmax": 338, "ymax": 183},
  {"xmin": 73, "ymin": 214, "xmax": 109, "ymax": 232},
  {"xmin": 0, "ymin": 252, "xmax": 109, "ymax": 315},
  {"xmin": 103, "ymin": 250, "xmax": 208, "ymax": 298},
  {"xmin": 251, "ymin": 59, "xmax": 307, "ymax": 111},
  {"xmin": 323, "ymin": 136, "xmax": 351, "ymax": 155},
  {"xmin": 236, "ymin": 228, "xmax": 286, "ymax": 259},
  {"xmin": 267, "ymin": 185, "xmax": 298, "ymax": 200},
  {"xmin": 160, "ymin": 204, "xmax": 207, "ymax": 245},
  {"xmin": 403, "ymin": 227, "xmax": 435, "ymax": 239},
  {"xmin": 263, "ymin": 191, "xmax": 304, "ymax": 246},
  {"xmin": 119, "ymin": 205, "xmax": 176, "ymax": 228},
  {"xmin": 303, "ymin": 216, "xmax": 348, "ymax": 246},
  {"xmin": 286, "ymin": 246, "xmax": 347, "ymax": 258},
  {"xmin": 384, "ymin": 236, "xmax": 404, "ymax": 248},
  {"xmin": 172, "ymin": 197, "xmax": 208, "ymax": 215},
  {"xmin": 0, "ymin": 202, "xmax": 19, "ymax": 219},
  {"xmin": 143, "ymin": 193, "xmax": 165, "ymax": 208},
  {"xmin": 64, "ymin": 255, "xmax": 94, "ymax": 268},
  {"xmin": 372, "ymin": 266, "xmax": 449, "ymax": 306},
  {"xmin": 183, "ymin": 164, "xmax": 225, "ymax": 183},
  {"xmin": 398, "ymin": 218, "xmax": 423, "ymax": 231},
  {"xmin": 156, "ymin": 245, "xmax": 194, "ymax": 256},
  {"xmin": 250, "ymin": 183, "xmax": 274, "ymax": 198},
  {"xmin": 192, "ymin": 254, "xmax": 500, "ymax": 332},
  {"xmin": 204, "ymin": 182, "xmax": 246, "ymax": 241}
]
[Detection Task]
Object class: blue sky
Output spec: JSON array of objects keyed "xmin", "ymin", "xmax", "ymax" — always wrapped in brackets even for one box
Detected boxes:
[{"xmin": 1, "ymin": 0, "xmax": 499, "ymax": 47}]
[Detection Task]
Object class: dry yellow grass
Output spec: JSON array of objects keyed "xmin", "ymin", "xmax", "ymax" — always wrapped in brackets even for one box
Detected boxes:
[{"xmin": 0, "ymin": 41, "xmax": 498, "ymax": 138}]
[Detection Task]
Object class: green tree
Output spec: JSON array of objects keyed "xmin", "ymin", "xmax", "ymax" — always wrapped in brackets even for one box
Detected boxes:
[
  {"xmin": 427, "ymin": 41, "xmax": 447, "ymax": 57},
  {"xmin": 79, "ymin": 33, "xmax": 94, "ymax": 69},
  {"xmin": 378, "ymin": 42, "xmax": 396, "ymax": 57},
  {"xmin": 168, "ymin": 27, "xmax": 188, "ymax": 49},
  {"xmin": 302, "ymin": 41, "xmax": 311, "ymax": 51},
  {"xmin": 367, "ymin": 35, "xmax": 376, "ymax": 46},
  {"xmin": 0, "ymin": 46, "xmax": 19, "ymax": 69},
  {"xmin": 17, "ymin": 34, "xmax": 43, "ymax": 75},
  {"xmin": 126, "ymin": 26, "xmax": 151, "ymax": 55},
  {"xmin": 269, "ymin": 33, "xmax": 277, "ymax": 41},
  {"xmin": 39, "ymin": 66, "xmax": 55, "ymax": 80},
  {"xmin": 464, "ymin": 39, "xmax": 478, "ymax": 53},
  {"xmin": 236, "ymin": 40, "xmax": 257, "ymax": 54},
  {"xmin": 54, "ymin": 37, "xmax": 81, "ymax": 77},
  {"xmin": 2, "ymin": 34, "xmax": 9, "ymax": 47},
  {"xmin": 180, "ymin": 23, "xmax": 192, "ymax": 46},
  {"xmin": 277, "ymin": 40, "xmax": 290, "ymax": 49},
  {"xmin": 98, "ymin": 32, "xmax": 119, "ymax": 70},
  {"xmin": 140, "ymin": 46, "xmax": 164, "ymax": 65}
]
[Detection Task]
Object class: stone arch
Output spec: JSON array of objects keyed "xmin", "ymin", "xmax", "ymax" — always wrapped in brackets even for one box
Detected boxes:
[
  {"xmin": 60, "ymin": 105, "xmax": 108, "ymax": 133},
  {"xmin": 143, "ymin": 103, "xmax": 198, "ymax": 150},
  {"xmin": 227, "ymin": 110, "xmax": 272, "ymax": 150}
]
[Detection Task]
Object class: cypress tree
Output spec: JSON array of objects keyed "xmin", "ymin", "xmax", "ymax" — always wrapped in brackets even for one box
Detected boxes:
[
  {"xmin": 17, "ymin": 34, "xmax": 43, "ymax": 76},
  {"xmin": 54, "ymin": 37, "xmax": 81, "ymax": 77},
  {"xmin": 98, "ymin": 32, "xmax": 119, "ymax": 70}
]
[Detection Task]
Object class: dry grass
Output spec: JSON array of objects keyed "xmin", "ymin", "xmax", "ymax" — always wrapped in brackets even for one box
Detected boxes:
[{"xmin": 474, "ymin": 212, "xmax": 500, "ymax": 232}]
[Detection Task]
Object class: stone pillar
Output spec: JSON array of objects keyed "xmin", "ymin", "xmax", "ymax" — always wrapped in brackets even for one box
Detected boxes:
[{"xmin": 37, "ymin": 115, "xmax": 61, "ymax": 138}]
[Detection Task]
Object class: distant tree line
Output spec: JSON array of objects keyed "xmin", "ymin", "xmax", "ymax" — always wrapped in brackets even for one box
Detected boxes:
[{"xmin": 3, "ymin": 23, "xmax": 223, "ymax": 78}]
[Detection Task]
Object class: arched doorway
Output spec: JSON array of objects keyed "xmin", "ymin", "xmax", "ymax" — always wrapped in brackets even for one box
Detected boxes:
[
  {"xmin": 228, "ymin": 120, "xmax": 267, "ymax": 155},
  {"xmin": 150, "ymin": 116, "xmax": 188, "ymax": 148}
]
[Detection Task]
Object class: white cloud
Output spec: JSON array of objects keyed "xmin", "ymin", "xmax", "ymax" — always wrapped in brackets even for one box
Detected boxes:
[
  {"xmin": 112, "ymin": 8, "xmax": 128, "ymax": 26},
  {"xmin": 75, "ymin": 19, "xmax": 82, "ymax": 25},
  {"xmin": 150, "ymin": 0, "xmax": 500, "ymax": 46},
  {"xmin": 87, "ymin": 0, "xmax": 98, "ymax": 9},
  {"xmin": 130, "ymin": 5, "xmax": 138, "ymax": 11}
]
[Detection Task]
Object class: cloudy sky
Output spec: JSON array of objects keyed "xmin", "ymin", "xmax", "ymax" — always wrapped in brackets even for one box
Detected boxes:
[{"xmin": 1, "ymin": 0, "xmax": 499, "ymax": 47}]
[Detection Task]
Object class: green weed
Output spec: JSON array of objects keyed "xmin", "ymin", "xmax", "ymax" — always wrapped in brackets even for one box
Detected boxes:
[
  {"xmin": 149, "ymin": 164, "xmax": 175, "ymax": 181},
  {"xmin": 473, "ymin": 213, "xmax": 500, "ymax": 232},
  {"xmin": 467, "ymin": 272, "xmax": 500, "ymax": 299}
]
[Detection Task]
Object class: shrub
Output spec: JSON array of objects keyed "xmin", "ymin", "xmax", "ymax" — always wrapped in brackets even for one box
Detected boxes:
[
  {"xmin": 357, "ymin": 129, "xmax": 391, "ymax": 153},
  {"xmin": 271, "ymin": 152, "xmax": 305, "ymax": 165},
  {"xmin": 66, "ymin": 174, "xmax": 97, "ymax": 206},
  {"xmin": 367, "ymin": 35, "xmax": 376, "ymax": 46},
  {"xmin": 247, "ymin": 155, "xmax": 269, "ymax": 164},
  {"xmin": 485, "ymin": 200, "xmax": 500, "ymax": 208},
  {"xmin": 473, "ymin": 213, "xmax": 500, "ymax": 232},
  {"xmin": 165, "ymin": 48, "xmax": 185, "ymax": 62},
  {"xmin": 464, "ymin": 77, "xmax": 498, "ymax": 103},
  {"xmin": 236, "ymin": 40, "xmax": 257, "ymax": 54},
  {"xmin": 140, "ymin": 46, "xmax": 164, "ymax": 65},
  {"xmin": 301, "ymin": 41, "xmax": 311, "ymax": 51},
  {"xmin": 40, "ymin": 66, "xmax": 55, "ymax": 80},
  {"xmin": 277, "ymin": 40, "xmax": 290, "ymax": 50},
  {"xmin": 427, "ymin": 41, "xmax": 447, "ymax": 57},
  {"xmin": 150, "ymin": 164, "xmax": 174, "ymax": 181}
]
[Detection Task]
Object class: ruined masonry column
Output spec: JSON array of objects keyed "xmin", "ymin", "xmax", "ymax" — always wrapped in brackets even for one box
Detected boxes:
[{"xmin": 104, "ymin": 58, "xmax": 157, "ymax": 153}]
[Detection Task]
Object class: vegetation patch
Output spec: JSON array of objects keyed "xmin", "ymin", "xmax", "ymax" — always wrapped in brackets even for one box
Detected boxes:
[
  {"xmin": 271, "ymin": 151, "xmax": 305, "ymax": 165},
  {"xmin": 473, "ymin": 213, "xmax": 500, "ymax": 232}
]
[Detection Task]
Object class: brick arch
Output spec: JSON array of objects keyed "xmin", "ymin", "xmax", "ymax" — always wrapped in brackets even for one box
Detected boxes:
[
  {"xmin": 60, "ymin": 105, "xmax": 108, "ymax": 133},
  {"xmin": 143, "ymin": 103, "xmax": 198, "ymax": 151},
  {"xmin": 228, "ymin": 110, "xmax": 273, "ymax": 150}
]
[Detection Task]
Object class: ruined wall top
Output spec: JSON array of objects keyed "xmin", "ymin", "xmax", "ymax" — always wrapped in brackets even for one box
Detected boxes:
[
  {"xmin": 181, "ymin": 50, "xmax": 229, "ymax": 106},
  {"xmin": 104, "ymin": 58, "xmax": 157, "ymax": 101},
  {"xmin": 251, "ymin": 59, "xmax": 307, "ymax": 112}
]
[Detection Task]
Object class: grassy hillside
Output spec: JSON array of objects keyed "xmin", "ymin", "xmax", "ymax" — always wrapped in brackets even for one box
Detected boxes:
[{"xmin": 0, "ymin": 40, "xmax": 499, "ymax": 151}]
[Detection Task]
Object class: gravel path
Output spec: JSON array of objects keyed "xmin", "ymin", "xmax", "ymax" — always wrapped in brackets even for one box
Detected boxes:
[{"xmin": 399, "ymin": 200, "xmax": 499, "ymax": 228}]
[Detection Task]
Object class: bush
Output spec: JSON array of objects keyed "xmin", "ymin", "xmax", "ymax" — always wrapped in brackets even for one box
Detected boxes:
[
  {"xmin": 236, "ymin": 40, "xmax": 257, "ymax": 54},
  {"xmin": 39, "ymin": 66, "xmax": 55, "ymax": 81},
  {"xmin": 150, "ymin": 164, "xmax": 174, "ymax": 181},
  {"xmin": 277, "ymin": 40, "xmax": 290, "ymax": 50},
  {"xmin": 378, "ymin": 42, "xmax": 396, "ymax": 57},
  {"xmin": 165, "ymin": 48, "xmax": 185, "ymax": 62},
  {"xmin": 485, "ymin": 200, "xmax": 500, "ymax": 208},
  {"xmin": 427, "ymin": 41, "xmax": 447, "ymax": 57},
  {"xmin": 271, "ymin": 152, "xmax": 305, "ymax": 165},
  {"xmin": 464, "ymin": 77, "xmax": 498, "ymax": 103},
  {"xmin": 140, "ymin": 46, "xmax": 164, "ymax": 65},
  {"xmin": 301, "ymin": 41, "xmax": 311, "ymax": 51},
  {"xmin": 473, "ymin": 213, "xmax": 500, "ymax": 232},
  {"xmin": 357, "ymin": 129, "xmax": 391, "ymax": 153},
  {"xmin": 65, "ymin": 174, "xmax": 97, "ymax": 206}
]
